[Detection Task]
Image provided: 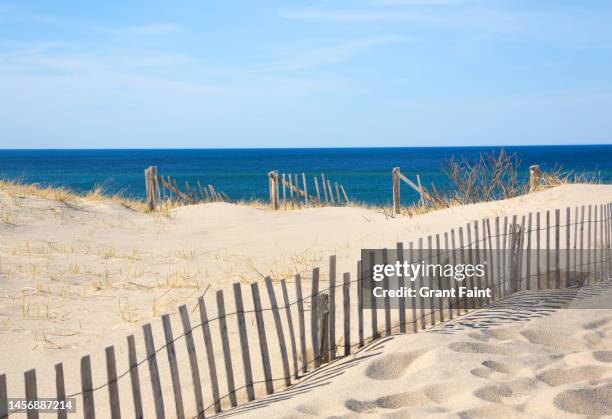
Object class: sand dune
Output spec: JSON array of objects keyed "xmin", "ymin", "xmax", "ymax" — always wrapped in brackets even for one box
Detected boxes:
[{"xmin": 0, "ymin": 183, "xmax": 611, "ymax": 417}]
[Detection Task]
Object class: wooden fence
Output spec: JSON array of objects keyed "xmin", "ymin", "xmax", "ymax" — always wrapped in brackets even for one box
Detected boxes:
[
  {"xmin": 145, "ymin": 166, "xmax": 229, "ymax": 211},
  {"xmin": 268, "ymin": 171, "xmax": 349, "ymax": 210},
  {"xmin": 1, "ymin": 203, "xmax": 611, "ymax": 418}
]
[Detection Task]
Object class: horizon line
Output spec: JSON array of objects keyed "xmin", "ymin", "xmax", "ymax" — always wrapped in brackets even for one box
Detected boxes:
[{"xmin": 0, "ymin": 144, "xmax": 611, "ymax": 151}]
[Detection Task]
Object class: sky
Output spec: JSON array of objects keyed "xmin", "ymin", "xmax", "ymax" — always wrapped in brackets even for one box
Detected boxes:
[{"xmin": 1, "ymin": 0, "xmax": 612, "ymax": 148}]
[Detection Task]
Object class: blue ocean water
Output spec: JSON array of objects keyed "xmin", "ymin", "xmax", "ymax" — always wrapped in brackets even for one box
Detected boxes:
[{"xmin": 0, "ymin": 146, "xmax": 610, "ymax": 205}]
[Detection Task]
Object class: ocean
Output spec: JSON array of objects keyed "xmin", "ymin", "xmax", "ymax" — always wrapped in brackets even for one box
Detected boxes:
[{"xmin": 0, "ymin": 146, "xmax": 610, "ymax": 205}]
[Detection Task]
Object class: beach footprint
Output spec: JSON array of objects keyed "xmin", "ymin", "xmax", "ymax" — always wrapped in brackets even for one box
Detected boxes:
[
  {"xmin": 345, "ymin": 390, "xmax": 430, "ymax": 414},
  {"xmin": 473, "ymin": 384, "xmax": 513, "ymax": 403},
  {"xmin": 520, "ymin": 329, "xmax": 583, "ymax": 351},
  {"xmin": 553, "ymin": 383, "xmax": 612, "ymax": 416},
  {"xmin": 365, "ymin": 349, "xmax": 428, "ymax": 380},
  {"xmin": 470, "ymin": 360, "xmax": 518, "ymax": 379},
  {"xmin": 536, "ymin": 365, "xmax": 609, "ymax": 386},
  {"xmin": 448, "ymin": 341, "xmax": 519, "ymax": 356},
  {"xmin": 594, "ymin": 350, "xmax": 612, "ymax": 363}
]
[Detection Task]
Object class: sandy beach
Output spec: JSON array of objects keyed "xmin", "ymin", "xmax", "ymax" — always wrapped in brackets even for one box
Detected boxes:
[
  {"xmin": 225, "ymin": 281, "xmax": 612, "ymax": 418},
  {"xmin": 0, "ymin": 183, "xmax": 611, "ymax": 417}
]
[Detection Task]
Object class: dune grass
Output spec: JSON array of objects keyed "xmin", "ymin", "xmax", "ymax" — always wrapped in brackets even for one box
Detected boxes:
[
  {"xmin": 0, "ymin": 179, "xmax": 150, "ymax": 212},
  {"xmin": 0, "ymin": 150, "xmax": 601, "ymax": 219}
]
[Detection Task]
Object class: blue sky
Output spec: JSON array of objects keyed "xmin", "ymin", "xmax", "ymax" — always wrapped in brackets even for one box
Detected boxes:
[{"xmin": 1, "ymin": 0, "xmax": 611, "ymax": 148}]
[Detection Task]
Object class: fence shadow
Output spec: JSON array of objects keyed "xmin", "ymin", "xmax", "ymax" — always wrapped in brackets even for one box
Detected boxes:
[
  {"xmin": 213, "ymin": 338, "xmax": 394, "ymax": 418},
  {"xmin": 432, "ymin": 278, "xmax": 612, "ymax": 334}
]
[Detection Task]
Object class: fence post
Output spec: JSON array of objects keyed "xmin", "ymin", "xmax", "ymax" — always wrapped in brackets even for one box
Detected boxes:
[
  {"xmin": 143, "ymin": 324, "xmax": 165, "ymax": 419},
  {"xmin": 264, "ymin": 277, "xmax": 291, "ymax": 387},
  {"xmin": 126, "ymin": 336, "xmax": 144, "ymax": 419},
  {"xmin": 268, "ymin": 171, "xmax": 279, "ymax": 210},
  {"xmin": 81, "ymin": 356, "xmax": 96, "ymax": 419},
  {"xmin": 509, "ymin": 223, "xmax": 522, "ymax": 294},
  {"xmin": 24, "ymin": 369, "xmax": 39, "ymax": 419},
  {"xmin": 145, "ymin": 167, "xmax": 152, "ymax": 210},
  {"xmin": 105, "ymin": 346, "xmax": 121, "ymax": 419},
  {"xmin": 529, "ymin": 165, "xmax": 541, "ymax": 192},
  {"xmin": 232, "ymin": 284, "xmax": 256, "ymax": 401},
  {"xmin": 392, "ymin": 167, "xmax": 401, "ymax": 214},
  {"xmin": 342, "ymin": 273, "xmax": 351, "ymax": 356},
  {"xmin": 145, "ymin": 166, "xmax": 161, "ymax": 211},
  {"xmin": 302, "ymin": 173, "xmax": 308, "ymax": 206},
  {"xmin": 251, "ymin": 282, "xmax": 274, "ymax": 395},
  {"xmin": 317, "ymin": 293, "xmax": 330, "ymax": 365},
  {"xmin": 0, "ymin": 374, "xmax": 7, "ymax": 419}
]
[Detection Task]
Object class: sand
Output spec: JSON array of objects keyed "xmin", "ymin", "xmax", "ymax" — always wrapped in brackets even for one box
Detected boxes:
[
  {"xmin": 0, "ymin": 183, "xmax": 611, "ymax": 418},
  {"xmin": 228, "ymin": 282, "xmax": 612, "ymax": 418}
]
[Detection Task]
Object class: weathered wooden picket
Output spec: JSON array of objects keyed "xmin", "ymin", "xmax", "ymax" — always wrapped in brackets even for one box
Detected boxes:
[
  {"xmin": 145, "ymin": 166, "xmax": 228, "ymax": 211},
  {"xmin": 392, "ymin": 167, "xmax": 429, "ymax": 214},
  {"xmin": 1, "ymin": 203, "xmax": 610, "ymax": 418},
  {"xmin": 268, "ymin": 171, "xmax": 350, "ymax": 210}
]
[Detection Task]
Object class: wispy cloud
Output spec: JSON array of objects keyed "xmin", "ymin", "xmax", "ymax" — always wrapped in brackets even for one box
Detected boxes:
[
  {"xmin": 0, "ymin": 6, "xmax": 181, "ymax": 37},
  {"xmin": 104, "ymin": 23, "xmax": 182, "ymax": 36},
  {"xmin": 367, "ymin": 0, "xmax": 471, "ymax": 6},
  {"xmin": 279, "ymin": 9, "xmax": 441, "ymax": 22},
  {"xmin": 263, "ymin": 35, "xmax": 410, "ymax": 71}
]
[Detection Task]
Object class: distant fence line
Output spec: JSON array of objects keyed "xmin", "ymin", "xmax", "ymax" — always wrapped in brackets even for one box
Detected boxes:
[
  {"xmin": 144, "ymin": 166, "xmax": 351, "ymax": 212},
  {"xmin": 267, "ymin": 171, "xmax": 350, "ymax": 210},
  {"xmin": 144, "ymin": 166, "xmax": 229, "ymax": 211},
  {"xmin": 144, "ymin": 163, "xmax": 590, "ymax": 212},
  {"xmin": 1, "ymin": 203, "xmax": 611, "ymax": 418}
]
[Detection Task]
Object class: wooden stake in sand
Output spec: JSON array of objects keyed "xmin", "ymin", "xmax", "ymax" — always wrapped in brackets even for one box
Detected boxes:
[
  {"xmin": 126, "ymin": 336, "xmax": 143, "ymax": 419},
  {"xmin": 264, "ymin": 277, "xmax": 291, "ymax": 387},
  {"xmin": 317, "ymin": 293, "xmax": 330, "ymax": 365},
  {"xmin": 328, "ymin": 256, "xmax": 337, "ymax": 361},
  {"xmin": 280, "ymin": 279, "xmax": 299, "ymax": 380},
  {"xmin": 302, "ymin": 173, "xmax": 308, "ymax": 205},
  {"xmin": 321, "ymin": 174, "xmax": 328, "ymax": 203},
  {"xmin": 251, "ymin": 283, "xmax": 273, "ymax": 395},
  {"xmin": 0, "ymin": 374, "xmax": 7, "ymax": 419},
  {"xmin": 55, "ymin": 363, "xmax": 68, "ymax": 419},
  {"xmin": 162, "ymin": 314, "xmax": 185, "ymax": 419},
  {"xmin": 409, "ymin": 241, "xmax": 418, "ymax": 331},
  {"xmin": 397, "ymin": 242, "xmax": 406, "ymax": 333},
  {"xmin": 357, "ymin": 260, "xmax": 364, "ymax": 347},
  {"xmin": 310, "ymin": 268, "xmax": 321, "ymax": 368},
  {"xmin": 314, "ymin": 177, "xmax": 321, "ymax": 203},
  {"xmin": 369, "ymin": 251, "xmax": 379, "ymax": 339},
  {"xmin": 80, "ymin": 356, "xmax": 96, "ymax": 419},
  {"xmin": 216, "ymin": 291, "xmax": 237, "ymax": 407},
  {"xmin": 529, "ymin": 165, "xmax": 542, "ymax": 192},
  {"xmin": 198, "ymin": 297, "xmax": 221, "ymax": 413},
  {"xmin": 392, "ymin": 167, "xmax": 401, "ymax": 214},
  {"xmin": 268, "ymin": 171, "xmax": 279, "ymax": 210},
  {"xmin": 178, "ymin": 305, "xmax": 205, "ymax": 417},
  {"xmin": 343, "ymin": 272, "xmax": 351, "ymax": 356},
  {"xmin": 232, "ymin": 284, "xmax": 255, "ymax": 401},
  {"xmin": 25, "ymin": 369, "xmax": 39, "ymax": 419},
  {"xmin": 105, "ymin": 346, "xmax": 121, "ymax": 419},
  {"xmin": 382, "ymin": 248, "xmax": 392, "ymax": 334},
  {"xmin": 555, "ymin": 209, "xmax": 561, "ymax": 288},
  {"xmin": 295, "ymin": 274, "xmax": 308, "ymax": 374}
]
